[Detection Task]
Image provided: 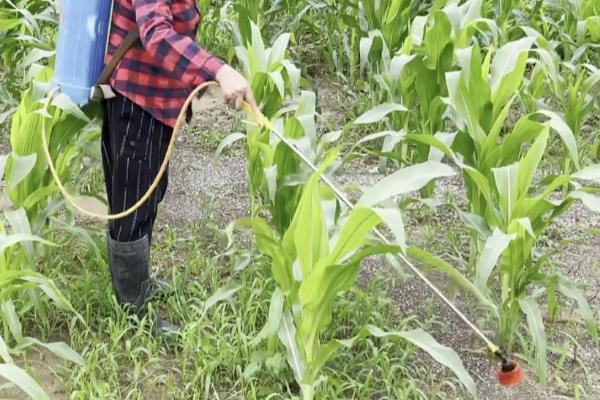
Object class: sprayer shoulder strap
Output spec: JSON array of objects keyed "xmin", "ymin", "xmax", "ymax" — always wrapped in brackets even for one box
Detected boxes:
[{"xmin": 97, "ymin": 29, "xmax": 141, "ymax": 85}]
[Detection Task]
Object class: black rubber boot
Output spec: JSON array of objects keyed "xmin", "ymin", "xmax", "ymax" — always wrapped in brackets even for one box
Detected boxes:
[{"xmin": 107, "ymin": 234, "xmax": 180, "ymax": 336}]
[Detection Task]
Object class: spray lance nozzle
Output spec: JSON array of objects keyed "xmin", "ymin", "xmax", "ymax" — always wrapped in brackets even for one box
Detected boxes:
[{"xmin": 490, "ymin": 347, "xmax": 525, "ymax": 387}]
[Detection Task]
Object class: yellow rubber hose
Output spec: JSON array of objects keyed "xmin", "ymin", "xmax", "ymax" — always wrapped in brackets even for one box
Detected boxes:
[{"xmin": 42, "ymin": 81, "xmax": 265, "ymax": 221}]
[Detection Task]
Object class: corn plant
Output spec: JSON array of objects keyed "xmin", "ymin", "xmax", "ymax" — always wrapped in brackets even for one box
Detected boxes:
[
  {"xmin": 235, "ymin": 155, "xmax": 477, "ymax": 399},
  {"xmin": 0, "ymin": 62, "xmax": 101, "ymax": 399},
  {"xmin": 432, "ymin": 39, "xmax": 600, "ymax": 382},
  {"xmin": 6, "ymin": 65, "xmax": 100, "ymax": 229},
  {"xmin": 0, "ymin": 0, "xmax": 56, "ymax": 106},
  {"xmin": 534, "ymin": 0, "xmax": 600, "ymax": 63},
  {"xmin": 0, "ymin": 217, "xmax": 84, "ymax": 400},
  {"xmin": 219, "ymin": 20, "xmax": 314, "ymax": 233},
  {"xmin": 352, "ymin": 0, "xmax": 497, "ymax": 196},
  {"xmin": 312, "ymin": 0, "xmax": 426, "ymax": 85},
  {"xmin": 523, "ymin": 32, "xmax": 600, "ymax": 165}
]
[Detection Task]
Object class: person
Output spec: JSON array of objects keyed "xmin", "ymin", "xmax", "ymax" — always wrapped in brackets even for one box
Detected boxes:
[{"xmin": 102, "ymin": 0, "xmax": 257, "ymax": 334}]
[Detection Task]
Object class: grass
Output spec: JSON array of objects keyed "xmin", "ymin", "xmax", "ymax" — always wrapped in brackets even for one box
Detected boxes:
[{"xmin": 16, "ymin": 217, "xmax": 458, "ymax": 400}]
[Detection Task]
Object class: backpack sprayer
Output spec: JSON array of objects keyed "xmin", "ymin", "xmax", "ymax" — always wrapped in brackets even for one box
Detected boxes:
[{"xmin": 45, "ymin": 0, "xmax": 526, "ymax": 388}]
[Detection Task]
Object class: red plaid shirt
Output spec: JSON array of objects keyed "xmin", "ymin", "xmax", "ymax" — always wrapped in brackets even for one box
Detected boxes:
[{"xmin": 105, "ymin": 0, "xmax": 224, "ymax": 128}]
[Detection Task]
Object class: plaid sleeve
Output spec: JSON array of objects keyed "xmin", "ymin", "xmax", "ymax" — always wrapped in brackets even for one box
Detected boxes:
[{"xmin": 131, "ymin": 0, "xmax": 224, "ymax": 85}]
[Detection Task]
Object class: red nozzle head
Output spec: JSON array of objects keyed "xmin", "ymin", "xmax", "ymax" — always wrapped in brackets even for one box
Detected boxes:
[{"xmin": 498, "ymin": 360, "xmax": 526, "ymax": 387}]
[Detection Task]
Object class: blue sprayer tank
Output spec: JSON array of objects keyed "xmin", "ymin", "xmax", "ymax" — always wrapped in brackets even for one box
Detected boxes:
[{"xmin": 54, "ymin": 0, "xmax": 113, "ymax": 105}]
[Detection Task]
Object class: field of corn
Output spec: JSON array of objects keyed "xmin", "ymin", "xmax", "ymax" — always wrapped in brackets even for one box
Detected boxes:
[{"xmin": 0, "ymin": 0, "xmax": 599, "ymax": 399}]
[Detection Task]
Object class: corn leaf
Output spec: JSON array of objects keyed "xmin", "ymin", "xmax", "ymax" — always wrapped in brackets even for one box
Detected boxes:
[
  {"xmin": 20, "ymin": 275, "xmax": 71, "ymax": 310},
  {"xmin": 407, "ymin": 247, "xmax": 495, "ymax": 310},
  {"xmin": 519, "ymin": 297, "xmax": 547, "ymax": 383},
  {"xmin": 490, "ymin": 38, "xmax": 534, "ymax": 113},
  {"xmin": 493, "ymin": 163, "xmax": 520, "ymax": 224},
  {"xmin": 569, "ymin": 191, "xmax": 600, "ymax": 212},
  {"xmin": 558, "ymin": 278, "xmax": 598, "ymax": 338},
  {"xmin": 372, "ymin": 207, "xmax": 406, "ymax": 250},
  {"xmin": 5, "ymin": 208, "xmax": 33, "ymax": 262},
  {"xmin": 327, "ymin": 208, "xmax": 382, "ymax": 265},
  {"xmin": 518, "ymin": 130, "xmax": 549, "ymax": 199},
  {"xmin": 215, "ymin": 133, "xmax": 246, "ymax": 157},
  {"xmin": 0, "ymin": 334, "xmax": 12, "ymax": 363},
  {"xmin": 267, "ymin": 33, "xmax": 290, "ymax": 66},
  {"xmin": 252, "ymin": 287, "xmax": 284, "ymax": 346},
  {"xmin": 354, "ymin": 103, "xmax": 408, "ymax": 125},
  {"xmin": 1, "ymin": 301, "xmax": 23, "ymax": 342},
  {"xmin": 0, "ymin": 364, "xmax": 49, "ymax": 400},
  {"xmin": 366, "ymin": 325, "xmax": 478, "ymax": 399},
  {"xmin": 475, "ymin": 229, "xmax": 515, "ymax": 291},
  {"xmin": 537, "ymin": 110, "xmax": 580, "ymax": 169},
  {"xmin": 20, "ymin": 337, "xmax": 84, "ymax": 365},
  {"xmin": 277, "ymin": 310, "xmax": 305, "ymax": 382},
  {"xmin": 292, "ymin": 173, "xmax": 328, "ymax": 277},
  {"xmin": 572, "ymin": 164, "xmax": 600, "ymax": 183},
  {"xmin": 359, "ymin": 161, "xmax": 456, "ymax": 207},
  {"xmin": 204, "ymin": 283, "xmax": 242, "ymax": 312},
  {"xmin": 7, "ymin": 154, "xmax": 36, "ymax": 190},
  {"xmin": 0, "ymin": 233, "xmax": 54, "ymax": 254},
  {"xmin": 235, "ymin": 218, "xmax": 294, "ymax": 291}
]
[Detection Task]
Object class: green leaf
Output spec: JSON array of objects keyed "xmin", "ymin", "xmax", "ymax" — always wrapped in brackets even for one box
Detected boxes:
[
  {"xmin": 327, "ymin": 208, "xmax": 382, "ymax": 265},
  {"xmin": 251, "ymin": 288, "xmax": 284, "ymax": 346},
  {"xmin": 5, "ymin": 208, "xmax": 34, "ymax": 261},
  {"xmin": 0, "ymin": 155, "xmax": 7, "ymax": 181},
  {"xmin": 292, "ymin": 173, "xmax": 328, "ymax": 277},
  {"xmin": 215, "ymin": 133, "xmax": 246, "ymax": 157},
  {"xmin": 455, "ymin": 208, "xmax": 491, "ymax": 237},
  {"xmin": 490, "ymin": 38, "xmax": 534, "ymax": 112},
  {"xmin": 359, "ymin": 161, "xmax": 456, "ymax": 207},
  {"xmin": 49, "ymin": 93, "xmax": 90, "ymax": 122},
  {"xmin": 572, "ymin": 164, "xmax": 600, "ymax": 183},
  {"xmin": 558, "ymin": 279, "xmax": 598, "ymax": 338},
  {"xmin": 354, "ymin": 103, "xmax": 408, "ymax": 125},
  {"xmin": 475, "ymin": 229, "xmax": 515, "ymax": 291},
  {"xmin": 496, "ymin": 118, "xmax": 546, "ymax": 167},
  {"xmin": 366, "ymin": 326, "xmax": 478, "ymax": 399},
  {"xmin": 235, "ymin": 218, "xmax": 293, "ymax": 291},
  {"xmin": 519, "ymin": 297, "xmax": 547, "ymax": 383},
  {"xmin": 1, "ymin": 301, "xmax": 23, "ymax": 342},
  {"xmin": 0, "ymin": 364, "xmax": 49, "ymax": 400},
  {"xmin": 0, "ymin": 334, "xmax": 12, "ymax": 363},
  {"xmin": 7, "ymin": 154, "xmax": 37, "ymax": 190},
  {"xmin": 20, "ymin": 275, "xmax": 72, "ymax": 310},
  {"xmin": 537, "ymin": 110, "xmax": 580, "ymax": 169},
  {"xmin": 407, "ymin": 247, "xmax": 494, "ymax": 310},
  {"xmin": 569, "ymin": 191, "xmax": 600, "ymax": 212},
  {"xmin": 518, "ymin": 130, "xmax": 549, "ymax": 197},
  {"xmin": 203, "ymin": 283, "xmax": 242, "ymax": 312},
  {"xmin": 267, "ymin": 33, "xmax": 290, "ymax": 66},
  {"xmin": 429, "ymin": 132, "xmax": 457, "ymax": 162},
  {"xmin": 372, "ymin": 208, "xmax": 406, "ymax": 250},
  {"xmin": 445, "ymin": 46, "xmax": 489, "ymax": 144},
  {"xmin": 493, "ymin": 163, "xmax": 520, "ymax": 223},
  {"xmin": 307, "ymin": 340, "xmax": 341, "ymax": 382},
  {"xmin": 299, "ymin": 245, "xmax": 400, "ymax": 365},
  {"xmin": 277, "ymin": 310, "xmax": 305, "ymax": 382},
  {"xmin": 355, "ymin": 130, "xmax": 406, "ymax": 148},
  {"xmin": 23, "ymin": 338, "xmax": 84, "ymax": 365}
]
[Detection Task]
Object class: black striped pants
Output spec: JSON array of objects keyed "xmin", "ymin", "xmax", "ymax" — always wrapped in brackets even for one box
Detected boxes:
[{"xmin": 102, "ymin": 94, "xmax": 172, "ymax": 243}]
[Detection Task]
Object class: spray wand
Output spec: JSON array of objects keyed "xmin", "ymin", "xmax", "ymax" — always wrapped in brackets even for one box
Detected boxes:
[{"xmin": 42, "ymin": 81, "xmax": 525, "ymax": 387}]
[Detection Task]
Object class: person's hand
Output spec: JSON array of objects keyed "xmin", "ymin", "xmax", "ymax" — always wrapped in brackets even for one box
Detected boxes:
[{"xmin": 215, "ymin": 64, "xmax": 258, "ymax": 113}]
